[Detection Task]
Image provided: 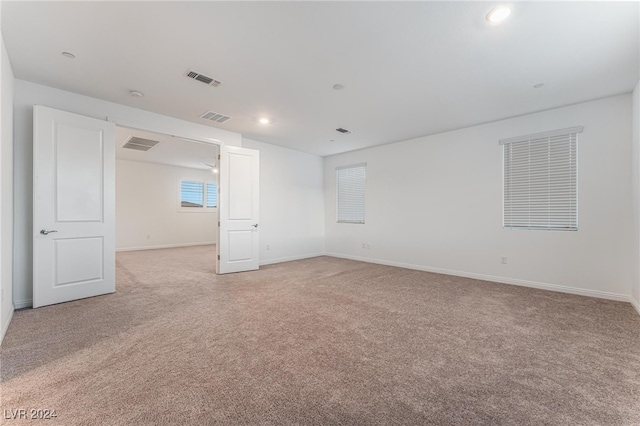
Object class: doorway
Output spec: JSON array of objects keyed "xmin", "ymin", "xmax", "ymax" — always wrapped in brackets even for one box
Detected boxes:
[
  {"xmin": 32, "ymin": 106, "xmax": 260, "ymax": 308},
  {"xmin": 114, "ymin": 126, "xmax": 219, "ymax": 255}
]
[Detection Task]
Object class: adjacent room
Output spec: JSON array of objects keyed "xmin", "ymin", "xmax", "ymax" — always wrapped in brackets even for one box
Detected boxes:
[
  {"xmin": 0, "ymin": 1, "xmax": 639, "ymax": 425},
  {"xmin": 115, "ymin": 127, "xmax": 219, "ymax": 254}
]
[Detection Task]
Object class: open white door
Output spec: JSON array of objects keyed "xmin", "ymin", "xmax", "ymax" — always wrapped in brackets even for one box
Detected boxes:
[
  {"xmin": 216, "ymin": 145, "xmax": 259, "ymax": 274},
  {"xmin": 33, "ymin": 106, "xmax": 116, "ymax": 308}
]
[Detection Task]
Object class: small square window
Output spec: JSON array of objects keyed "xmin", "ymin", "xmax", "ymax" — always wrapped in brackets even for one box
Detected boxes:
[{"xmin": 180, "ymin": 181, "xmax": 204, "ymax": 208}]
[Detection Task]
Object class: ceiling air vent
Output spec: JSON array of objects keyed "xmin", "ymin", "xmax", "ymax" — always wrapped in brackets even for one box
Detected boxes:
[
  {"xmin": 122, "ymin": 136, "xmax": 160, "ymax": 152},
  {"xmin": 201, "ymin": 111, "xmax": 232, "ymax": 123},
  {"xmin": 185, "ymin": 69, "xmax": 222, "ymax": 87},
  {"xmin": 336, "ymin": 127, "xmax": 352, "ymax": 134}
]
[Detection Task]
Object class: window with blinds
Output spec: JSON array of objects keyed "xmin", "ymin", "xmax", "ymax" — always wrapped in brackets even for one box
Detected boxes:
[
  {"xmin": 206, "ymin": 183, "xmax": 217, "ymax": 208},
  {"xmin": 502, "ymin": 126, "xmax": 582, "ymax": 231},
  {"xmin": 180, "ymin": 180, "xmax": 217, "ymax": 211},
  {"xmin": 180, "ymin": 181, "xmax": 204, "ymax": 208},
  {"xmin": 336, "ymin": 164, "xmax": 366, "ymax": 224}
]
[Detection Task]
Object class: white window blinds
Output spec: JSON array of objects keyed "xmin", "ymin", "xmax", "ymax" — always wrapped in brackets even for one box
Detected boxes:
[
  {"xmin": 502, "ymin": 126, "xmax": 582, "ymax": 231},
  {"xmin": 181, "ymin": 181, "xmax": 204, "ymax": 208},
  {"xmin": 336, "ymin": 164, "xmax": 366, "ymax": 224},
  {"xmin": 206, "ymin": 183, "xmax": 217, "ymax": 208}
]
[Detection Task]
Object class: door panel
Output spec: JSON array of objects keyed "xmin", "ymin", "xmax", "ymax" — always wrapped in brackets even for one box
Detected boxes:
[
  {"xmin": 54, "ymin": 237, "xmax": 104, "ymax": 286},
  {"xmin": 33, "ymin": 106, "xmax": 115, "ymax": 308},
  {"xmin": 228, "ymin": 231, "xmax": 253, "ymax": 261},
  {"xmin": 55, "ymin": 123, "xmax": 104, "ymax": 222},
  {"xmin": 217, "ymin": 145, "xmax": 259, "ymax": 274},
  {"xmin": 229, "ymin": 153, "xmax": 254, "ymax": 219}
]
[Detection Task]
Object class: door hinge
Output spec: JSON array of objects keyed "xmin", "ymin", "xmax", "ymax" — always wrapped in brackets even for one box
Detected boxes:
[
  {"xmin": 217, "ymin": 255, "xmax": 220, "ymax": 260},
  {"xmin": 218, "ymin": 154, "xmax": 221, "ymax": 160},
  {"xmin": 218, "ymin": 221, "xmax": 220, "ymax": 227}
]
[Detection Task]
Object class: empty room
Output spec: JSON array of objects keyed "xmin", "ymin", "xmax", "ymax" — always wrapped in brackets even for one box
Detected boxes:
[{"xmin": 0, "ymin": 1, "xmax": 639, "ymax": 425}]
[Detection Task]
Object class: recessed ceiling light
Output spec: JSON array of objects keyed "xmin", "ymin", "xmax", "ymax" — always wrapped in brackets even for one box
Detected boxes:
[
  {"xmin": 129, "ymin": 90, "xmax": 144, "ymax": 97},
  {"xmin": 61, "ymin": 52, "xmax": 76, "ymax": 59},
  {"xmin": 533, "ymin": 83, "xmax": 545, "ymax": 89},
  {"xmin": 486, "ymin": 6, "xmax": 511, "ymax": 24},
  {"xmin": 259, "ymin": 118, "xmax": 270, "ymax": 124},
  {"xmin": 333, "ymin": 84, "xmax": 344, "ymax": 90}
]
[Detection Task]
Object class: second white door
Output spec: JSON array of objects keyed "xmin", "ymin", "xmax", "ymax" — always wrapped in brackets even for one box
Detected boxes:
[{"xmin": 217, "ymin": 145, "xmax": 260, "ymax": 274}]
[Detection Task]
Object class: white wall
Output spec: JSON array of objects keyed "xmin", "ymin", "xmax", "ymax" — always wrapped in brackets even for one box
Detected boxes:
[
  {"xmin": 324, "ymin": 94, "xmax": 634, "ymax": 301},
  {"xmin": 242, "ymin": 138, "xmax": 324, "ymax": 264},
  {"xmin": 13, "ymin": 80, "xmax": 242, "ymax": 308},
  {"xmin": 1, "ymin": 31, "xmax": 15, "ymax": 342},
  {"xmin": 632, "ymin": 82, "xmax": 640, "ymax": 313},
  {"xmin": 116, "ymin": 160, "xmax": 217, "ymax": 251}
]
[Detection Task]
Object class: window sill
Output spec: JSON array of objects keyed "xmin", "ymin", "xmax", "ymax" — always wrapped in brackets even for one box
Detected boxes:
[{"xmin": 178, "ymin": 207, "xmax": 218, "ymax": 214}]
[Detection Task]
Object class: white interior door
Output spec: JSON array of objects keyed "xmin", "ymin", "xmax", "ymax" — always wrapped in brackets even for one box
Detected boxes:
[
  {"xmin": 217, "ymin": 145, "xmax": 259, "ymax": 274},
  {"xmin": 33, "ymin": 106, "xmax": 116, "ymax": 308}
]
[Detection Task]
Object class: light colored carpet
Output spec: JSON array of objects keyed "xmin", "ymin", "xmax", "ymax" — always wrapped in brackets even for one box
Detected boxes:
[{"xmin": 1, "ymin": 245, "xmax": 639, "ymax": 425}]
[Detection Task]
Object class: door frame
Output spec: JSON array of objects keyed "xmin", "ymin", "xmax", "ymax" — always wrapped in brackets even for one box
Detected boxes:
[
  {"xmin": 107, "ymin": 117, "xmax": 224, "ymax": 148},
  {"xmin": 107, "ymin": 116, "xmax": 226, "ymax": 271}
]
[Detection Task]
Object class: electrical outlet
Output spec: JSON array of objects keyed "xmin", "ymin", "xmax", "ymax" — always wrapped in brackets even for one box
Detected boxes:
[
  {"xmin": 266, "ymin": 244, "xmax": 270, "ymax": 251},
  {"xmin": 500, "ymin": 256, "xmax": 507, "ymax": 264},
  {"xmin": 146, "ymin": 235, "xmax": 151, "ymax": 240},
  {"xmin": 362, "ymin": 243, "xmax": 366, "ymax": 249}
]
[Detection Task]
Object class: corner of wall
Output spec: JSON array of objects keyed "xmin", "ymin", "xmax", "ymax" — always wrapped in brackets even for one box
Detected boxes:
[
  {"xmin": 1, "ymin": 306, "xmax": 13, "ymax": 344},
  {"xmin": 632, "ymin": 79, "xmax": 640, "ymax": 315},
  {"xmin": 0, "ymin": 29, "xmax": 16, "ymax": 344}
]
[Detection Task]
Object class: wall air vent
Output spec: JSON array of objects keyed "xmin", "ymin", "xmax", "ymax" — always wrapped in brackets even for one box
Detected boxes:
[
  {"xmin": 122, "ymin": 136, "xmax": 160, "ymax": 152},
  {"xmin": 201, "ymin": 111, "xmax": 232, "ymax": 123},
  {"xmin": 336, "ymin": 128, "xmax": 352, "ymax": 134},
  {"xmin": 185, "ymin": 69, "xmax": 222, "ymax": 87}
]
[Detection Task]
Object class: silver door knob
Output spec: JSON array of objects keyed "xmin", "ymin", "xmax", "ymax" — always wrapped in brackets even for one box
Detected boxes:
[
  {"xmin": 251, "ymin": 224, "xmax": 258, "ymax": 228},
  {"xmin": 40, "ymin": 229, "xmax": 58, "ymax": 235}
]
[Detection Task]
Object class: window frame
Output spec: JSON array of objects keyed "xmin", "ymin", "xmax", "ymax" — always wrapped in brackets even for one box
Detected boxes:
[
  {"xmin": 336, "ymin": 163, "xmax": 366, "ymax": 224},
  {"xmin": 178, "ymin": 179, "xmax": 218, "ymax": 213},
  {"xmin": 501, "ymin": 126, "xmax": 582, "ymax": 231}
]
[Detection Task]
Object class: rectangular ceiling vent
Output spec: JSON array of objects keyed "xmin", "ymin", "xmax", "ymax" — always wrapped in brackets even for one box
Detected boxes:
[
  {"xmin": 336, "ymin": 127, "xmax": 352, "ymax": 134},
  {"xmin": 201, "ymin": 111, "xmax": 232, "ymax": 123},
  {"xmin": 185, "ymin": 69, "xmax": 222, "ymax": 87},
  {"xmin": 122, "ymin": 136, "xmax": 160, "ymax": 152}
]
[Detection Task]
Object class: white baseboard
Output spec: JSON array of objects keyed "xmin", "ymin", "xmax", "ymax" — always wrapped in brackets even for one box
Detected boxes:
[
  {"xmin": 14, "ymin": 299, "xmax": 32, "ymax": 309},
  {"xmin": 260, "ymin": 252, "xmax": 325, "ymax": 266},
  {"xmin": 116, "ymin": 242, "xmax": 216, "ymax": 252},
  {"xmin": 631, "ymin": 296, "xmax": 640, "ymax": 317},
  {"xmin": 1, "ymin": 304, "xmax": 14, "ymax": 346},
  {"xmin": 14, "ymin": 252, "xmax": 639, "ymax": 318},
  {"xmin": 325, "ymin": 252, "xmax": 631, "ymax": 303}
]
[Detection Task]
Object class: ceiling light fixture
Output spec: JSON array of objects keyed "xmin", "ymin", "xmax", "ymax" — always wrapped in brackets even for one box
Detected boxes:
[
  {"xmin": 259, "ymin": 118, "xmax": 270, "ymax": 124},
  {"xmin": 61, "ymin": 51, "xmax": 76, "ymax": 59},
  {"xmin": 486, "ymin": 6, "xmax": 511, "ymax": 24},
  {"xmin": 129, "ymin": 90, "xmax": 144, "ymax": 97}
]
